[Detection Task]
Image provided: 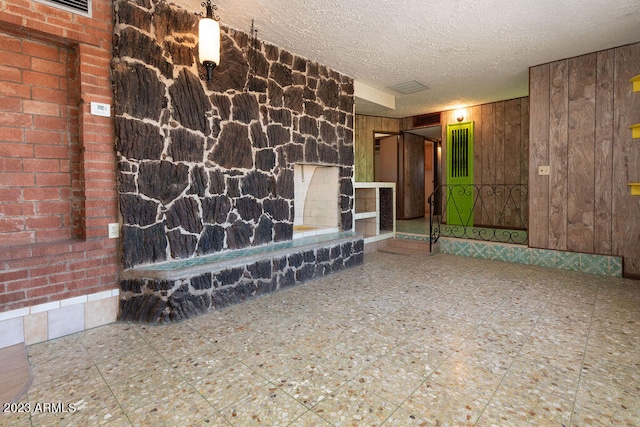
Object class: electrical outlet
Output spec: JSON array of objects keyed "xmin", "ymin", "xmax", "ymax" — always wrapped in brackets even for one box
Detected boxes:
[
  {"xmin": 538, "ymin": 165, "xmax": 550, "ymax": 176},
  {"xmin": 108, "ymin": 223, "xmax": 120, "ymax": 239}
]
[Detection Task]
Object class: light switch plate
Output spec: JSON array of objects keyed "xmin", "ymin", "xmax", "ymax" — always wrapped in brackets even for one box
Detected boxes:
[
  {"xmin": 538, "ymin": 166, "xmax": 550, "ymax": 176},
  {"xmin": 108, "ymin": 223, "xmax": 119, "ymax": 239},
  {"xmin": 90, "ymin": 102, "xmax": 111, "ymax": 117}
]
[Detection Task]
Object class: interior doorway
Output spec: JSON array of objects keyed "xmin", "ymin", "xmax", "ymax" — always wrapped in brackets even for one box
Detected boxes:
[{"xmin": 374, "ymin": 128, "xmax": 440, "ymax": 223}]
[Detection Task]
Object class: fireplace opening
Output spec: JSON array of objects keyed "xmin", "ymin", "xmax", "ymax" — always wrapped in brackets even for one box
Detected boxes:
[{"xmin": 293, "ymin": 164, "xmax": 340, "ymax": 238}]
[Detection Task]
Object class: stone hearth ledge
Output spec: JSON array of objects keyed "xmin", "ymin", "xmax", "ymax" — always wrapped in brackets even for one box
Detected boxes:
[{"xmin": 118, "ymin": 232, "xmax": 364, "ymax": 323}]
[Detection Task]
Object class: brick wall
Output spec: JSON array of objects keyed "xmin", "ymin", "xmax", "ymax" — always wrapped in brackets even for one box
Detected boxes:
[{"xmin": 0, "ymin": 0, "xmax": 119, "ymax": 312}]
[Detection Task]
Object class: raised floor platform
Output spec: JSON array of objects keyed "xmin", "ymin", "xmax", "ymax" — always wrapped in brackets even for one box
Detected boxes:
[{"xmin": 119, "ymin": 232, "xmax": 364, "ymax": 323}]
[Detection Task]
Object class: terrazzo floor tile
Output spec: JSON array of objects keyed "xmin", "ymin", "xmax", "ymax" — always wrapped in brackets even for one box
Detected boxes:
[
  {"xmin": 311, "ymin": 380, "xmax": 398, "ymax": 426},
  {"xmin": 30, "ymin": 386, "xmax": 126, "ymax": 427},
  {"xmin": 186, "ymin": 361, "xmax": 269, "ymax": 410},
  {"xmin": 504, "ymin": 357, "xmax": 580, "ymax": 400},
  {"xmin": 401, "ymin": 380, "xmax": 486, "ymax": 426},
  {"xmin": 353, "ymin": 357, "xmax": 428, "ymax": 406},
  {"xmin": 488, "ymin": 375, "xmax": 574, "ymax": 425},
  {"xmin": 14, "ymin": 252, "xmax": 640, "ymax": 426},
  {"xmin": 431, "ymin": 356, "xmax": 508, "ymax": 403},
  {"xmin": 275, "ymin": 362, "xmax": 347, "ymax": 408},
  {"xmin": 218, "ymin": 383, "xmax": 309, "ymax": 426},
  {"xmin": 574, "ymin": 377, "xmax": 640, "ymax": 425}
]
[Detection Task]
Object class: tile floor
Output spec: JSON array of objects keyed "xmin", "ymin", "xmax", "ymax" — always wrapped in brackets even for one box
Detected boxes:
[{"xmin": 3, "ymin": 252, "xmax": 640, "ymax": 426}]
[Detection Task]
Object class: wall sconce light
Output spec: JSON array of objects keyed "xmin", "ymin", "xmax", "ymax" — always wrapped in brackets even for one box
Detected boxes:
[
  {"xmin": 199, "ymin": 0, "xmax": 221, "ymax": 81},
  {"xmin": 454, "ymin": 108, "xmax": 466, "ymax": 122}
]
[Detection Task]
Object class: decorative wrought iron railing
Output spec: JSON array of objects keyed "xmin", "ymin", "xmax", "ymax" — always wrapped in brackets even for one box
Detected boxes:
[{"xmin": 428, "ymin": 184, "xmax": 528, "ymax": 251}]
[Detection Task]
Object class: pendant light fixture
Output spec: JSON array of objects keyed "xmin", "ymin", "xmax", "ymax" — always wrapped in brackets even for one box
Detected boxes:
[{"xmin": 199, "ymin": 0, "xmax": 221, "ymax": 81}]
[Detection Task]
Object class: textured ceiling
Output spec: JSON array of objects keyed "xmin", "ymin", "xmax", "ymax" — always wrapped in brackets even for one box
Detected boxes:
[{"xmin": 174, "ymin": 0, "xmax": 640, "ymax": 118}]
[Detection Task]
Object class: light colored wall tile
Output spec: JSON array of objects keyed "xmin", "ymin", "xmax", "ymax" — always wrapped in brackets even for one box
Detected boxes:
[
  {"xmin": 0, "ymin": 317, "xmax": 24, "ymax": 348},
  {"xmin": 24, "ymin": 312, "xmax": 48, "ymax": 345},
  {"xmin": 48, "ymin": 305, "xmax": 84, "ymax": 340},
  {"xmin": 84, "ymin": 296, "xmax": 118, "ymax": 330}
]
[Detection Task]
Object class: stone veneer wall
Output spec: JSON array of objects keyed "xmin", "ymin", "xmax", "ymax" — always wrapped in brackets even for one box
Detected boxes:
[
  {"xmin": 113, "ymin": 0, "xmax": 357, "ymax": 321},
  {"xmin": 113, "ymin": 0, "xmax": 355, "ymax": 269}
]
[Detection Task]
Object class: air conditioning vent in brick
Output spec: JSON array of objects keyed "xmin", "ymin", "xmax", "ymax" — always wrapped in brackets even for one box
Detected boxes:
[
  {"xmin": 37, "ymin": 0, "xmax": 91, "ymax": 16},
  {"xmin": 412, "ymin": 112, "xmax": 441, "ymax": 128}
]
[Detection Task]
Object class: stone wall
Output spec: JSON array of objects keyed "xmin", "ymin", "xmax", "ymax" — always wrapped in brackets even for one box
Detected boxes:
[{"xmin": 113, "ymin": 0, "xmax": 355, "ymax": 270}]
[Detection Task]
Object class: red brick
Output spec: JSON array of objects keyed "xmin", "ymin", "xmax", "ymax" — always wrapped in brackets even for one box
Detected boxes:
[
  {"xmin": 23, "ymin": 158, "xmax": 64, "ymax": 173},
  {"xmin": 0, "ymin": 52, "xmax": 31, "ymax": 71},
  {"xmin": 26, "ymin": 284, "xmax": 65, "ymax": 298},
  {"xmin": 0, "ymin": 142, "xmax": 33, "ymax": 157},
  {"xmin": 0, "ymin": 111, "xmax": 32, "ymax": 127},
  {"xmin": 0, "ymin": 34, "xmax": 22, "ymax": 53},
  {"xmin": 23, "ymin": 100, "xmax": 60, "ymax": 117},
  {"xmin": 0, "ymin": 65, "xmax": 23, "ymax": 83},
  {"xmin": 2, "ymin": 172, "xmax": 35, "ymax": 186},
  {"xmin": 5, "ymin": 4, "xmax": 46, "ymax": 22},
  {"xmin": 0, "ymin": 202, "xmax": 35, "ymax": 216},
  {"xmin": 0, "ymin": 127, "xmax": 24, "ymax": 142},
  {"xmin": 0, "ymin": 81, "xmax": 30, "ymax": 99},
  {"xmin": 0, "ymin": 290, "xmax": 26, "ymax": 305},
  {"xmin": 0, "ymin": 230, "xmax": 34, "ymax": 246},
  {"xmin": 24, "ymin": 129, "xmax": 66, "ymax": 145},
  {"xmin": 33, "ymin": 115, "xmax": 67, "ymax": 131},
  {"xmin": 0, "ymin": 246, "xmax": 32, "ymax": 262},
  {"xmin": 25, "ymin": 215, "xmax": 62, "ymax": 229},
  {"xmin": 6, "ymin": 276, "xmax": 47, "ymax": 293},
  {"xmin": 0, "ymin": 96, "xmax": 22, "ymax": 113},
  {"xmin": 32, "ymin": 3, "xmax": 72, "ymax": 22},
  {"xmin": 31, "ymin": 87, "xmax": 68, "ymax": 104},
  {"xmin": 36, "ymin": 200, "xmax": 71, "ymax": 215},
  {"xmin": 37, "ymin": 228, "xmax": 75, "ymax": 242},
  {"xmin": 0, "ymin": 157, "xmax": 23, "ymax": 172},
  {"xmin": 21, "ymin": 39, "xmax": 60, "ymax": 61},
  {"xmin": 0, "ymin": 188, "xmax": 22, "ymax": 201},
  {"xmin": 35, "ymin": 172, "xmax": 70, "ymax": 186},
  {"xmin": 31, "ymin": 57, "xmax": 67, "ymax": 77},
  {"xmin": 0, "ymin": 269, "xmax": 29, "ymax": 283},
  {"xmin": 30, "ymin": 241, "xmax": 73, "ymax": 257},
  {"xmin": 23, "ymin": 70, "xmax": 59, "ymax": 89},
  {"xmin": 34, "ymin": 145, "xmax": 69, "ymax": 159},
  {"xmin": 5, "ymin": 255, "xmax": 45, "ymax": 270}
]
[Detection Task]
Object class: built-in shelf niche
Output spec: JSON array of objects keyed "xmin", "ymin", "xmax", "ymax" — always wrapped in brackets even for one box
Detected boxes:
[
  {"xmin": 628, "ymin": 183, "xmax": 640, "ymax": 196},
  {"xmin": 354, "ymin": 182, "xmax": 396, "ymax": 244}
]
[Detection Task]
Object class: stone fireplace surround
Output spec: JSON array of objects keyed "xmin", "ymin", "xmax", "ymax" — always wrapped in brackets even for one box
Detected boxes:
[{"xmin": 113, "ymin": 0, "xmax": 360, "ymax": 321}]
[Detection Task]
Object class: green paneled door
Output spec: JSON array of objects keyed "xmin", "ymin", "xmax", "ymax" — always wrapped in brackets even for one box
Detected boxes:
[{"xmin": 446, "ymin": 122, "xmax": 474, "ymax": 226}]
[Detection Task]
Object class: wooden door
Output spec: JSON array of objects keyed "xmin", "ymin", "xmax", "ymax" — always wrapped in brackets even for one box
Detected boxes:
[{"xmin": 400, "ymin": 132, "xmax": 425, "ymax": 219}]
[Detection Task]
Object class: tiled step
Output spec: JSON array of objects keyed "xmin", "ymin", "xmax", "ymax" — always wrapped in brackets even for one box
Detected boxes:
[{"xmin": 378, "ymin": 238, "xmax": 439, "ymax": 255}]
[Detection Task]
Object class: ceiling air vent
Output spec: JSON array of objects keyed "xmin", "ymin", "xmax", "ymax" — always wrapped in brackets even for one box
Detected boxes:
[
  {"xmin": 412, "ymin": 112, "xmax": 441, "ymax": 128},
  {"xmin": 36, "ymin": 0, "xmax": 91, "ymax": 16},
  {"xmin": 389, "ymin": 80, "xmax": 428, "ymax": 95}
]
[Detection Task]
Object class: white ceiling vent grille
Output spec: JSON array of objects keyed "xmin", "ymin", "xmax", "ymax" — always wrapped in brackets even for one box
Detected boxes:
[
  {"xmin": 36, "ymin": 0, "xmax": 91, "ymax": 17},
  {"xmin": 389, "ymin": 80, "xmax": 429, "ymax": 95}
]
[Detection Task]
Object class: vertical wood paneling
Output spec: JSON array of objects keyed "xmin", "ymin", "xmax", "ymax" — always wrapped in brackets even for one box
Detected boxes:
[
  {"xmin": 520, "ymin": 98, "xmax": 530, "ymax": 227},
  {"xmin": 594, "ymin": 50, "xmax": 614, "ymax": 255},
  {"xmin": 469, "ymin": 105, "xmax": 483, "ymax": 222},
  {"xmin": 567, "ymin": 53, "xmax": 596, "ymax": 253},
  {"xmin": 494, "ymin": 101, "xmax": 506, "ymax": 225},
  {"xmin": 504, "ymin": 98, "xmax": 522, "ymax": 227},
  {"xmin": 354, "ymin": 115, "xmax": 400, "ymax": 182},
  {"xmin": 480, "ymin": 103, "xmax": 496, "ymax": 225},
  {"xmin": 613, "ymin": 43, "xmax": 640, "ymax": 276},
  {"xmin": 528, "ymin": 41, "xmax": 640, "ymax": 277},
  {"xmin": 529, "ymin": 64, "xmax": 550, "ymax": 248},
  {"xmin": 548, "ymin": 60, "xmax": 569, "ymax": 250}
]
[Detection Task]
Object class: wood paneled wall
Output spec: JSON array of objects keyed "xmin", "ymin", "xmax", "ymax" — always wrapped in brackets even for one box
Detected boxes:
[
  {"xmin": 354, "ymin": 115, "xmax": 401, "ymax": 182},
  {"xmin": 529, "ymin": 42, "xmax": 640, "ymax": 277},
  {"xmin": 439, "ymin": 98, "xmax": 530, "ymax": 228}
]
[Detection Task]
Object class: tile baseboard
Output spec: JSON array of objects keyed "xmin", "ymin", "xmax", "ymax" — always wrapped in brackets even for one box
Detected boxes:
[{"xmin": 0, "ymin": 289, "xmax": 119, "ymax": 349}]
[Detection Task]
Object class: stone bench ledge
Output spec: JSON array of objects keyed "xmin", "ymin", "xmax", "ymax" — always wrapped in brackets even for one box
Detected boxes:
[{"xmin": 123, "ymin": 231, "xmax": 362, "ymax": 281}]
